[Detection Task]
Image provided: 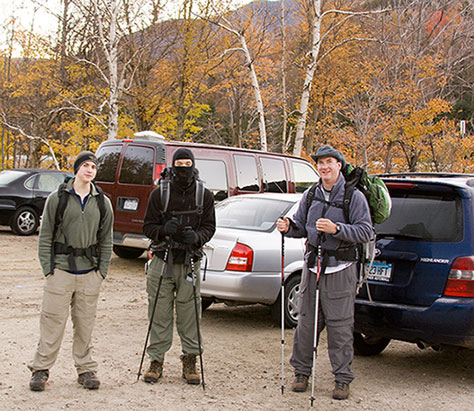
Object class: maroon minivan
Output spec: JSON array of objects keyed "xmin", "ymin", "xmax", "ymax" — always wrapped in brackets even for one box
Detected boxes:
[{"xmin": 95, "ymin": 131, "xmax": 319, "ymax": 258}]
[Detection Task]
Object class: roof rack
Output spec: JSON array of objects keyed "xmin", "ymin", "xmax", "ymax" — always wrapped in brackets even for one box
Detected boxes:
[{"xmin": 377, "ymin": 172, "xmax": 474, "ymax": 178}]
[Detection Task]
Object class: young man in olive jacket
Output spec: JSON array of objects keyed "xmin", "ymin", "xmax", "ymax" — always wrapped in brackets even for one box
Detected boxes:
[
  {"xmin": 142, "ymin": 148, "xmax": 215, "ymax": 385},
  {"xmin": 28, "ymin": 151, "xmax": 113, "ymax": 391},
  {"xmin": 277, "ymin": 145, "xmax": 372, "ymax": 400}
]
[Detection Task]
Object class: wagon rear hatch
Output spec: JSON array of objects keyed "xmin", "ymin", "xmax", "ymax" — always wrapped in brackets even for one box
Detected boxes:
[{"xmin": 358, "ymin": 179, "xmax": 470, "ymax": 307}]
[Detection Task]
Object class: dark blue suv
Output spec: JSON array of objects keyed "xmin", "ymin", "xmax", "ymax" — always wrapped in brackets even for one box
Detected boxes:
[{"xmin": 354, "ymin": 173, "xmax": 474, "ymax": 355}]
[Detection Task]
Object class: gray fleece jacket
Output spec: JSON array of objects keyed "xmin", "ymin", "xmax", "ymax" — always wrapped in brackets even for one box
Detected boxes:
[{"xmin": 286, "ymin": 173, "xmax": 373, "ymax": 269}]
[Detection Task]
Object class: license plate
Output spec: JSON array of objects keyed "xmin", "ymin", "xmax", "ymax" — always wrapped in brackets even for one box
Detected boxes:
[
  {"xmin": 123, "ymin": 199, "xmax": 138, "ymax": 211},
  {"xmin": 366, "ymin": 261, "xmax": 392, "ymax": 282}
]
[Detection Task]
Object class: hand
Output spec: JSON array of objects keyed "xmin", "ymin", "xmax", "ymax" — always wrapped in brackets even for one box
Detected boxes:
[
  {"xmin": 276, "ymin": 217, "xmax": 290, "ymax": 233},
  {"xmin": 163, "ymin": 218, "xmax": 180, "ymax": 236},
  {"xmin": 182, "ymin": 228, "xmax": 199, "ymax": 245},
  {"xmin": 316, "ymin": 218, "xmax": 338, "ymax": 234}
]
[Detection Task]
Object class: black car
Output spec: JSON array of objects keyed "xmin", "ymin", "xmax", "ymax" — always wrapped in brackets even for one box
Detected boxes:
[{"xmin": 0, "ymin": 168, "xmax": 70, "ymax": 235}]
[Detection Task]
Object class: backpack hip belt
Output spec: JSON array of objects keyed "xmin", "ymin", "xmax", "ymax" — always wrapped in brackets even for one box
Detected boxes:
[
  {"xmin": 306, "ymin": 242, "xmax": 360, "ymax": 266},
  {"xmin": 53, "ymin": 241, "xmax": 99, "ymax": 272}
]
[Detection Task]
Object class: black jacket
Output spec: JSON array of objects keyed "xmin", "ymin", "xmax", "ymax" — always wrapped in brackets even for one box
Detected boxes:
[{"xmin": 143, "ymin": 177, "xmax": 216, "ymax": 263}]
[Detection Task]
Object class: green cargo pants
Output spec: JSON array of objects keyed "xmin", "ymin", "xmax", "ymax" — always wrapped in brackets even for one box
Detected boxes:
[{"xmin": 146, "ymin": 255, "xmax": 202, "ymax": 363}]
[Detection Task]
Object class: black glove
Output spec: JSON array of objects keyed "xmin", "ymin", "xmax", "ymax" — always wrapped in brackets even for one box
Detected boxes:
[
  {"xmin": 163, "ymin": 218, "xmax": 180, "ymax": 237},
  {"xmin": 182, "ymin": 228, "xmax": 199, "ymax": 245}
]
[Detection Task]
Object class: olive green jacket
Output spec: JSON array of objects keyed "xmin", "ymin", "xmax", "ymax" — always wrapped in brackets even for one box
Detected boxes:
[{"xmin": 38, "ymin": 178, "xmax": 114, "ymax": 278}]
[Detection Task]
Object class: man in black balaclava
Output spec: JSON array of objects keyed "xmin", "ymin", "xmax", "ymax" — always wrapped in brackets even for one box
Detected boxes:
[
  {"xmin": 171, "ymin": 148, "xmax": 196, "ymax": 188},
  {"xmin": 142, "ymin": 147, "xmax": 216, "ymax": 387}
]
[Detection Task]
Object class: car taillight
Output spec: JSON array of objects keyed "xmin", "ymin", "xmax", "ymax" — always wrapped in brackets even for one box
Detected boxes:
[
  {"xmin": 444, "ymin": 256, "xmax": 474, "ymax": 298},
  {"xmin": 154, "ymin": 163, "xmax": 166, "ymax": 182},
  {"xmin": 225, "ymin": 243, "xmax": 253, "ymax": 272}
]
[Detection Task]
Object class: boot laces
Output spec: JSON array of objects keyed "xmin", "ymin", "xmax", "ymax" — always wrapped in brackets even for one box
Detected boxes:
[{"xmin": 295, "ymin": 374, "xmax": 307, "ymax": 383}]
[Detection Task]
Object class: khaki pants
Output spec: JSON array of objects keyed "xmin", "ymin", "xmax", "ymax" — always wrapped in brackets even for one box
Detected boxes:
[
  {"xmin": 29, "ymin": 269, "xmax": 103, "ymax": 374},
  {"xmin": 146, "ymin": 256, "xmax": 202, "ymax": 363}
]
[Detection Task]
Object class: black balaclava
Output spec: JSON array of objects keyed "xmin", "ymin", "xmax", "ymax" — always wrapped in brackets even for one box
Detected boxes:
[{"xmin": 171, "ymin": 148, "xmax": 196, "ymax": 188}]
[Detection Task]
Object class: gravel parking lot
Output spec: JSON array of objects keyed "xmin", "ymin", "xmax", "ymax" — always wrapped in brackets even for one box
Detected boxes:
[{"xmin": 1, "ymin": 229, "xmax": 473, "ymax": 410}]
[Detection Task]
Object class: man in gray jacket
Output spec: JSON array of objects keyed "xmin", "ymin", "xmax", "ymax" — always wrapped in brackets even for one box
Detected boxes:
[
  {"xmin": 277, "ymin": 145, "xmax": 372, "ymax": 400},
  {"xmin": 28, "ymin": 151, "xmax": 113, "ymax": 392}
]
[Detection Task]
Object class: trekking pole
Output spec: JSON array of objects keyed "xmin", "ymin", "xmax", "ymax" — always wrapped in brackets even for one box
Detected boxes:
[
  {"xmin": 280, "ymin": 231, "xmax": 285, "ymax": 394},
  {"xmin": 310, "ymin": 245, "xmax": 322, "ymax": 407},
  {"xmin": 136, "ymin": 246, "xmax": 169, "ymax": 382},
  {"xmin": 190, "ymin": 257, "xmax": 206, "ymax": 390}
]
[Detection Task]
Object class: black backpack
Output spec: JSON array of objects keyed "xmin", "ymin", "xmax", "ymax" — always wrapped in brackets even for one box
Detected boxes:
[
  {"xmin": 49, "ymin": 176, "xmax": 107, "ymax": 274},
  {"xmin": 158, "ymin": 169, "xmax": 205, "ymax": 216}
]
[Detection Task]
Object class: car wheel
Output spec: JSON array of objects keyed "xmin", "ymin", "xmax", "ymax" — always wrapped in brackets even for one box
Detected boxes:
[
  {"xmin": 201, "ymin": 297, "xmax": 214, "ymax": 311},
  {"xmin": 353, "ymin": 332, "xmax": 391, "ymax": 356},
  {"xmin": 10, "ymin": 207, "xmax": 39, "ymax": 236},
  {"xmin": 113, "ymin": 245, "xmax": 144, "ymax": 259},
  {"xmin": 271, "ymin": 273, "xmax": 301, "ymax": 329}
]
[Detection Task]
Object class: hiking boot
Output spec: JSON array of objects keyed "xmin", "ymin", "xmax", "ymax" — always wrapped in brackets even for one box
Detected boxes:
[
  {"xmin": 143, "ymin": 361, "xmax": 163, "ymax": 384},
  {"xmin": 30, "ymin": 370, "xmax": 49, "ymax": 391},
  {"xmin": 77, "ymin": 371, "xmax": 100, "ymax": 390},
  {"xmin": 291, "ymin": 374, "xmax": 309, "ymax": 392},
  {"xmin": 332, "ymin": 381, "xmax": 350, "ymax": 400},
  {"xmin": 181, "ymin": 354, "xmax": 200, "ymax": 385}
]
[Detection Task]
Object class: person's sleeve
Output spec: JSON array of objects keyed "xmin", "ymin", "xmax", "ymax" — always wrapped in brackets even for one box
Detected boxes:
[
  {"xmin": 37, "ymin": 191, "xmax": 58, "ymax": 276},
  {"xmin": 98, "ymin": 196, "xmax": 114, "ymax": 278},
  {"xmin": 195, "ymin": 189, "xmax": 216, "ymax": 247},
  {"xmin": 334, "ymin": 190, "xmax": 373, "ymax": 243},
  {"xmin": 143, "ymin": 188, "xmax": 165, "ymax": 241}
]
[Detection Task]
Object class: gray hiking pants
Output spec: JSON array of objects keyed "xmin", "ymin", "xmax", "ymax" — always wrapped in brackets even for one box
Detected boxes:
[
  {"xmin": 146, "ymin": 256, "xmax": 202, "ymax": 363},
  {"xmin": 290, "ymin": 263, "xmax": 358, "ymax": 384}
]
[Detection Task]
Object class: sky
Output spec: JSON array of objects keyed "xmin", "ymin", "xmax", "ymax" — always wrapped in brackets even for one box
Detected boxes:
[{"xmin": 0, "ymin": 0, "xmax": 254, "ymax": 56}]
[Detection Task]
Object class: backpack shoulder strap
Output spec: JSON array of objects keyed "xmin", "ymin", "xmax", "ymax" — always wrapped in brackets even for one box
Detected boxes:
[
  {"xmin": 195, "ymin": 180, "xmax": 205, "ymax": 215},
  {"xmin": 93, "ymin": 182, "xmax": 106, "ymax": 232},
  {"xmin": 342, "ymin": 166, "xmax": 365, "ymax": 222},
  {"xmin": 304, "ymin": 183, "xmax": 318, "ymax": 222},
  {"xmin": 50, "ymin": 177, "xmax": 71, "ymax": 274},
  {"xmin": 159, "ymin": 178, "xmax": 171, "ymax": 213},
  {"xmin": 54, "ymin": 178, "xmax": 72, "ymax": 233}
]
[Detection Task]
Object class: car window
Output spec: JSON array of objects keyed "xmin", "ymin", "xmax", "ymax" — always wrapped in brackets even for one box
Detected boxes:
[
  {"xmin": 234, "ymin": 155, "xmax": 259, "ymax": 192},
  {"xmin": 216, "ymin": 197, "xmax": 295, "ymax": 232},
  {"xmin": 37, "ymin": 173, "xmax": 65, "ymax": 192},
  {"xmin": 96, "ymin": 145, "xmax": 122, "ymax": 182},
  {"xmin": 194, "ymin": 158, "xmax": 229, "ymax": 201},
  {"xmin": 291, "ymin": 160, "xmax": 319, "ymax": 192},
  {"xmin": 119, "ymin": 145, "xmax": 154, "ymax": 185},
  {"xmin": 376, "ymin": 191, "xmax": 462, "ymax": 242},
  {"xmin": 260, "ymin": 157, "xmax": 287, "ymax": 193},
  {"xmin": 0, "ymin": 170, "xmax": 28, "ymax": 184}
]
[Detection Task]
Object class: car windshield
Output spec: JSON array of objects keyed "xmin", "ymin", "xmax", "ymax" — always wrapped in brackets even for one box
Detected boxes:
[
  {"xmin": 0, "ymin": 170, "xmax": 28, "ymax": 185},
  {"xmin": 215, "ymin": 197, "xmax": 295, "ymax": 232}
]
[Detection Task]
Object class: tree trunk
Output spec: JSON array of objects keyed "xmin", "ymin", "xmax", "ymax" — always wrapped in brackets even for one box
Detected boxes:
[{"xmin": 293, "ymin": 0, "xmax": 322, "ymax": 157}]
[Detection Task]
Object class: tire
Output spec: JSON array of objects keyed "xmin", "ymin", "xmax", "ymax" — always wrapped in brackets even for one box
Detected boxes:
[
  {"xmin": 353, "ymin": 332, "xmax": 391, "ymax": 356},
  {"xmin": 201, "ymin": 297, "xmax": 214, "ymax": 311},
  {"xmin": 113, "ymin": 245, "xmax": 144, "ymax": 259},
  {"xmin": 271, "ymin": 273, "xmax": 301, "ymax": 329},
  {"xmin": 10, "ymin": 207, "xmax": 39, "ymax": 236}
]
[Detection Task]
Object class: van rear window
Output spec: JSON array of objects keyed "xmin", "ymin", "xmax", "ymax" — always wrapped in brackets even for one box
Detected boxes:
[
  {"xmin": 119, "ymin": 146, "xmax": 154, "ymax": 185},
  {"xmin": 96, "ymin": 145, "xmax": 122, "ymax": 182}
]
